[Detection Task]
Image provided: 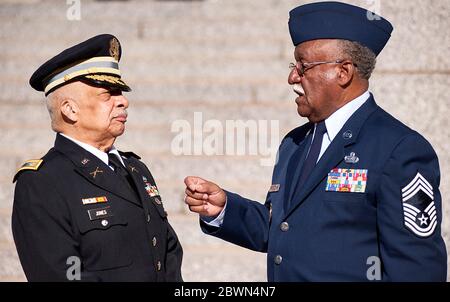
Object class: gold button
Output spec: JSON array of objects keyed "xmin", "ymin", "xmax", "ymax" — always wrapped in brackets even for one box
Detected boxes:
[{"xmin": 156, "ymin": 261, "xmax": 161, "ymax": 271}]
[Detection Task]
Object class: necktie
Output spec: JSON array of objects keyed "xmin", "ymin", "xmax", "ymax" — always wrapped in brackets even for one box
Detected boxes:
[
  {"xmin": 108, "ymin": 153, "xmax": 138, "ymax": 195},
  {"xmin": 297, "ymin": 121, "xmax": 327, "ymax": 187}
]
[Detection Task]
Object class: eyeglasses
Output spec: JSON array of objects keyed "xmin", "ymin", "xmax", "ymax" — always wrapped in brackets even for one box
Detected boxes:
[{"xmin": 289, "ymin": 60, "xmax": 344, "ymax": 76}]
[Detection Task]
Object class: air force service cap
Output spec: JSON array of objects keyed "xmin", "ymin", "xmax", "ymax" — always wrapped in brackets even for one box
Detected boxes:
[
  {"xmin": 288, "ymin": 1, "xmax": 393, "ymax": 56},
  {"xmin": 30, "ymin": 34, "xmax": 131, "ymax": 96}
]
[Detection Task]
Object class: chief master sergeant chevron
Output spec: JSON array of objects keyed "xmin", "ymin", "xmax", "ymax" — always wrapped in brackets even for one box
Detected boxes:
[
  {"xmin": 12, "ymin": 34, "xmax": 183, "ymax": 281},
  {"xmin": 184, "ymin": 2, "xmax": 447, "ymax": 281}
]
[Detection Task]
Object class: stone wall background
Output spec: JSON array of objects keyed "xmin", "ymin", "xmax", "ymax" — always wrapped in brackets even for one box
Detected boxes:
[{"xmin": 0, "ymin": 0, "xmax": 448, "ymax": 281}]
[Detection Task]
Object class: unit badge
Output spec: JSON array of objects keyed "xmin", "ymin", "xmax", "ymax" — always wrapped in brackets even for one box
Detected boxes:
[
  {"xmin": 344, "ymin": 152, "xmax": 359, "ymax": 164},
  {"xmin": 401, "ymin": 172, "xmax": 437, "ymax": 237}
]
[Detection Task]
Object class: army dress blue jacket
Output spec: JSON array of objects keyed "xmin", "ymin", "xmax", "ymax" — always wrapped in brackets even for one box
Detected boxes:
[
  {"xmin": 202, "ymin": 95, "xmax": 447, "ymax": 281},
  {"xmin": 12, "ymin": 134, "xmax": 183, "ymax": 281}
]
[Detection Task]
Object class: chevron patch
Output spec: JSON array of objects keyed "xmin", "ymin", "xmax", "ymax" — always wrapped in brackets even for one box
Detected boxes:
[{"xmin": 401, "ymin": 172, "xmax": 437, "ymax": 238}]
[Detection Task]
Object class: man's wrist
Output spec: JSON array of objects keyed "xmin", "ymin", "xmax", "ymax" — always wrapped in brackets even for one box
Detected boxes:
[{"xmin": 200, "ymin": 195, "xmax": 227, "ymax": 227}]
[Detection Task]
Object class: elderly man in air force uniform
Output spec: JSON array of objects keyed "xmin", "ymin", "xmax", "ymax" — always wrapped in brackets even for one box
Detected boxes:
[{"xmin": 184, "ymin": 2, "xmax": 447, "ymax": 281}]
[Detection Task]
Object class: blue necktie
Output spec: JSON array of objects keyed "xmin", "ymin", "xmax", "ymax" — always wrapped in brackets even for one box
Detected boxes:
[{"xmin": 297, "ymin": 121, "xmax": 327, "ymax": 187}]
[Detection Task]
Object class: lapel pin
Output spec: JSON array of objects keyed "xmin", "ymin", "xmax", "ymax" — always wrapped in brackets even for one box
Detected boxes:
[
  {"xmin": 344, "ymin": 152, "xmax": 359, "ymax": 164},
  {"xmin": 269, "ymin": 184, "xmax": 280, "ymax": 192},
  {"xmin": 129, "ymin": 165, "xmax": 139, "ymax": 173},
  {"xmin": 343, "ymin": 130, "xmax": 353, "ymax": 139},
  {"xmin": 81, "ymin": 158, "xmax": 90, "ymax": 165},
  {"xmin": 90, "ymin": 167, "xmax": 103, "ymax": 178}
]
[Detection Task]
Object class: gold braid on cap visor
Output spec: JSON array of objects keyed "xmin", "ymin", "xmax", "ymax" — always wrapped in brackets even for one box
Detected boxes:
[{"xmin": 44, "ymin": 56, "xmax": 121, "ymax": 94}]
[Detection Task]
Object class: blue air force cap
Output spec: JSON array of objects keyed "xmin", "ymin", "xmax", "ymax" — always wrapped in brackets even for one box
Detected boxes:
[
  {"xmin": 30, "ymin": 34, "xmax": 131, "ymax": 96},
  {"xmin": 288, "ymin": 1, "xmax": 393, "ymax": 56}
]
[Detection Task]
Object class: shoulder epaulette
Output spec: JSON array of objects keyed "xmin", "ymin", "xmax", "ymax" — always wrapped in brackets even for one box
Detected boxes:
[
  {"xmin": 118, "ymin": 151, "xmax": 141, "ymax": 160},
  {"xmin": 13, "ymin": 159, "xmax": 44, "ymax": 183}
]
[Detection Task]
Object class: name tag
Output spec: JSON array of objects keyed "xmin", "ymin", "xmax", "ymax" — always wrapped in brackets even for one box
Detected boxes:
[
  {"xmin": 325, "ymin": 168, "xmax": 368, "ymax": 193},
  {"xmin": 88, "ymin": 206, "xmax": 113, "ymax": 220}
]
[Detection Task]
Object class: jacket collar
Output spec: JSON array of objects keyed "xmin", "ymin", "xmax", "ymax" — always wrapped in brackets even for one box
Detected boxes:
[{"xmin": 54, "ymin": 134, "xmax": 141, "ymax": 206}]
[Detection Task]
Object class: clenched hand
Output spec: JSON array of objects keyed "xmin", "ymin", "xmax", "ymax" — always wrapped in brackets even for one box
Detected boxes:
[{"xmin": 184, "ymin": 176, "xmax": 226, "ymax": 217}]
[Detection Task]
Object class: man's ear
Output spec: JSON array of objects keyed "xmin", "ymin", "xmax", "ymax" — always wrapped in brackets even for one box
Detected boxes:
[
  {"xmin": 60, "ymin": 98, "xmax": 79, "ymax": 123},
  {"xmin": 337, "ymin": 60, "xmax": 355, "ymax": 87}
]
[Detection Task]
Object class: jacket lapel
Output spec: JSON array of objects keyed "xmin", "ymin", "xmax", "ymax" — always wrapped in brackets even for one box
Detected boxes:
[
  {"xmin": 284, "ymin": 125, "xmax": 314, "ymax": 210},
  {"xmin": 54, "ymin": 134, "xmax": 142, "ymax": 207},
  {"xmin": 285, "ymin": 95, "xmax": 379, "ymax": 218},
  {"xmin": 121, "ymin": 157, "xmax": 149, "ymax": 202}
]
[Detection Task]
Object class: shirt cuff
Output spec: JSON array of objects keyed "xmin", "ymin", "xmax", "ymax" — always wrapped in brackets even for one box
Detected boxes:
[{"xmin": 200, "ymin": 196, "xmax": 227, "ymax": 227}]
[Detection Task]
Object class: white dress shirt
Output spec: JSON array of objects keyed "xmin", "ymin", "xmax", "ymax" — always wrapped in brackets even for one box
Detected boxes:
[
  {"xmin": 59, "ymin": 133, "xmax": 125, "ymax": 169},
  {"xmin": 318, "ymin": 90, "xmax": 370, "ymax": 161},
  {"xmin": 203, "ymin": 90, "xmax": 370, "ymax": 227}
]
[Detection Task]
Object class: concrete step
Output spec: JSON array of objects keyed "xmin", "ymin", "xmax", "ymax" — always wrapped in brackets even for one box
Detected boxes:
[
  {"xmin": 168, "ymin": 214, "xmax": 267, "ymax": 281},
  {"xmin": 0, "ymin": 244, "xmax": 25, "ymax": 281},
  {"xmin": 0, "ymin": 1, "xmax": 448, "ymax": 72},
  {"xmin": 1, "ymin": 58, "xmax": 289, "ymax": 81},
  {"xmin": 0, "ymin": 78, "xmax": 291, "ymax": 104},
  {"xmin": 0, "ymin": 0, "xmax": 293, "ymax": 21},
  {"xmin": 0, "ymin": 33, "xmax": 290, "ymax": 65},
  {"xmin": 0, "ymin": 209, "xmax": 14, "ymax": 244},
  {"xmin": 0, "ymin": 182, "xmax": 17, "ymax": 210},
  {"xmin": 0, "ymin": 208, "xmax": 26, "ymax": 281},
  {"xmin": 0, "ymin": 15, "xmax": 286, "ymax": 41}
]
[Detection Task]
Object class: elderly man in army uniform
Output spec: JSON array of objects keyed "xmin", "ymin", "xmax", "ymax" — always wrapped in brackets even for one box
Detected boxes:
[{"xmin": 12, "ymin": 34, "xmax": 183, "ymax": 281}]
